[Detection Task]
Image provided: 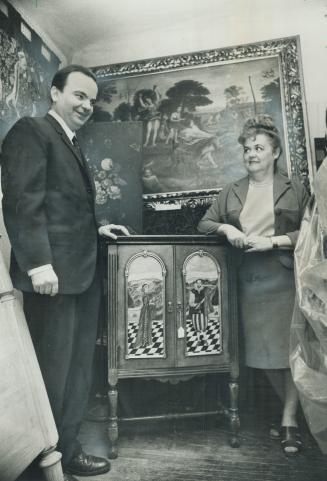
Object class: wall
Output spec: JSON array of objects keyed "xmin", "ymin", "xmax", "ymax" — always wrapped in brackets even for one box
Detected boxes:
[{"xmin": 72, "ymin": 0, "xmax": 327, "ymax": 146}]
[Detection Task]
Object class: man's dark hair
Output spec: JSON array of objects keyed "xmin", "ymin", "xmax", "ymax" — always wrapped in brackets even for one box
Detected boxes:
[{"xmin": 51, "ymin": 64, "xmax": 97, "ymax": 91}]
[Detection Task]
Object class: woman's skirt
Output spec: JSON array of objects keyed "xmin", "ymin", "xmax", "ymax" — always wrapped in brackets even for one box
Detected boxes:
[{"xmin": 238, "ymin": 250, "xmax": 295, "ymax": 369}]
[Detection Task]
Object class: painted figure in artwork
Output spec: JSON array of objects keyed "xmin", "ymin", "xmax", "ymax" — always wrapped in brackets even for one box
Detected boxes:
[
  {"xmin": 179, "ymin": 115, "xmax": 219, "ymax": 168},
  {"xmin": 165, "ymin": 105, "xmax": 183, "ymax": 145},
  {"xmin": 5, "ymin": 50, "xmax": 29, "ymax": 119},
  {"xmin": 189, "ymin": 279, "xmax": 212, "ymax": 346},
  {"xmin": 138, "ymin": 85, "xmax": 161, "ymax": 147},
  {"xmin": 142, "ymin": 167, "xmax": 162, "ymax": 193},
  {"xmin": 133, "ymin": 282, "xmax": 155, "ymax": 349}
]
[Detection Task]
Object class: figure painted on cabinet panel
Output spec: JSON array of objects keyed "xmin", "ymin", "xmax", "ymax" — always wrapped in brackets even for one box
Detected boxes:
[
  {"xmin": 188, "ymin": 279, "xmax": 210, "ymax": 346},
  {"xmin": 126, "ymin": 253, "xmax": 165, "ymax": 358},
  {"xmin": 184, "ymin": 253, "xmax": 222, "ymax": 356},
  {"xmin": 133, "ymin": 282, "xmax": 156, "ymax": 349}
]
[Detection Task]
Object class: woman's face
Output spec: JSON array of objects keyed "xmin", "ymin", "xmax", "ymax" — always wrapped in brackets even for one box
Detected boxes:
[{"xmin": 243, "ymin": 133, "xmax": 279, "ymax": 178}]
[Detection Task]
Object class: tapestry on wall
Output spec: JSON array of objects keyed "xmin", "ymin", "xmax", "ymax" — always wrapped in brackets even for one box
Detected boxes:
[{"xmin": 0, "ymin": 0, "xmax": 60, "ymax": 140}]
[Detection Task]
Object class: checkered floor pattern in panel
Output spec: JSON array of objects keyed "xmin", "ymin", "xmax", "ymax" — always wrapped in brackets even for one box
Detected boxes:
[
  {"xmin": 185, "ymin": 317, "xmax": 222, "ymax": 356},
  {"xmin": 127, "ymin": 320, "xmax": 165, "ymax": 358}
]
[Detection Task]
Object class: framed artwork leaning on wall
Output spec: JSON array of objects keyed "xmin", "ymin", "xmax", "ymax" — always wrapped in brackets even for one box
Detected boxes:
[{"xmin": 78, "ymin": 121, "xmax": 144, "ymax": 234}]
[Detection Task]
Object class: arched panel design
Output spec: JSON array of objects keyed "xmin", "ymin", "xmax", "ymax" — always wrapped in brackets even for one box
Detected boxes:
[
  {"xmin": 183, "ymin": 250, "xmax": 222, "ymax": 357},
  {"xmin": 125, "ymin": 250, "xmax": 166, "ymax": 359}
]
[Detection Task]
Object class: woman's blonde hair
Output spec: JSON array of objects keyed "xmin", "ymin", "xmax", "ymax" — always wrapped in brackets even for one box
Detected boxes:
[{"xmin": 238, "ymin": 114, "xmax": 282, "ymax": 160}]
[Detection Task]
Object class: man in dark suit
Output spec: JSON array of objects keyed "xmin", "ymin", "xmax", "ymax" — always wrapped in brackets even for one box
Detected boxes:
[{"xmin": 1, "ymin": 65, "xmax": 128, "ymax": 481}]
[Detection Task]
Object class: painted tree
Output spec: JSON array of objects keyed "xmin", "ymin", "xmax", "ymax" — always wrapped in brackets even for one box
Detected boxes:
[
  {"xmin": 260, "ymin": 78, "xmax": 281, "ymax": 104},
  {"xmin": 90, "ymin": 105, "xmax": 112, "ymax": 122},
  {"xmin": 224, "ymin": 85, "xmax": 245, "ymax": 107},
  {"xmin": 158, "ymin": 97, "xmax": 174, "ymax": 117},
  {"xmin": 113, "ymin": 101, "xmax": 132, "ymax": 121},
  {"xmin": 164, "ymin": 80, "xmax": 212, "ymax": 114},
  {"xmin": 97, "ymin": 82, "xmax": 118, "ymax": 103}
]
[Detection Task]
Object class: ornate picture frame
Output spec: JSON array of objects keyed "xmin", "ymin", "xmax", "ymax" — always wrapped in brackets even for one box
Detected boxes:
[{"xmin": 92, "ymin": 36, "xmax": 313, "ymax": 207}]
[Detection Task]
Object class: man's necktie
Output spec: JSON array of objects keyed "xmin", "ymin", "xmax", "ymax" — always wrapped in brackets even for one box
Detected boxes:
[
  {"xmin": 72, "ymin": 135, "xmax": 84, "ymax": 160},
  {"xmin": 72, "ymin": 136, "xmax": 93, "ymax": 195}
]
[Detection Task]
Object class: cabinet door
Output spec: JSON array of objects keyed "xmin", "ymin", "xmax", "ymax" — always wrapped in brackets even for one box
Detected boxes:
[
  {"xmin": 116, "ymin": 245, "xmax": 175, "ymax": 372},
  {"xmin": 175, "ymin": 245, "xmax": 231, "ymax": 368}
]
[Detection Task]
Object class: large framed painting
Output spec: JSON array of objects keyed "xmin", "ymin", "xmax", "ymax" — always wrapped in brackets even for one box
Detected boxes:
[{"xmin": 92, "ymin": 36, "xmax": 313, "ymax": 205}]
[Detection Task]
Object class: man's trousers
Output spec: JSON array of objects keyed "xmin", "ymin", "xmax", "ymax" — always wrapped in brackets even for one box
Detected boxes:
[{"xmin": 23, "ymin": 268, "xmax": 102, "ymax": 466}]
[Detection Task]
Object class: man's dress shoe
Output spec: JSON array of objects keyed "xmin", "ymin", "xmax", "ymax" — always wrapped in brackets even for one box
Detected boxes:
[
  {"xmin": 66, "ymin": 450, "xmax": 111, "ymax": 476},
  {"xmin": 64, "ymin": 474, "xmax": 78, "ymax": 481}
]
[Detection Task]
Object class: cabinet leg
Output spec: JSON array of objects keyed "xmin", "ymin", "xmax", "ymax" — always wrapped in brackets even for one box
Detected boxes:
[
  {"xmin": 39, "ymin": 447, "xmax": 64, "ymax": 481},
  {"xmin": 228, "ymin": 379, "xmax": 240, "ymax": 448},
  {"xmin": 108, "ymin": 382, "xmax": 119, "ymax": 459}
]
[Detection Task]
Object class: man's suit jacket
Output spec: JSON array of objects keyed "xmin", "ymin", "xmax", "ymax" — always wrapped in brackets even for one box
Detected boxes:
[{"xmin": 1, "ymin": 114, "xmax": 99, "ymax": 294}]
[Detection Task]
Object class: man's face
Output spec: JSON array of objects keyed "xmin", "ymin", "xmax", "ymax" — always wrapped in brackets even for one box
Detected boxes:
[{"xmin": 51, "ymin": 71, "xmax": 98, "ymax": 131}]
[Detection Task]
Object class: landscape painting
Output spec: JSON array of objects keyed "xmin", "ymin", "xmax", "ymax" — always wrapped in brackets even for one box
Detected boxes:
[
  {"xmin": 92, "ymin": 37, "xmax": 312, "ymax": 199},
  {"xmin": 93, "ymin": 57, "xmax": 284, "ymax": 196}
]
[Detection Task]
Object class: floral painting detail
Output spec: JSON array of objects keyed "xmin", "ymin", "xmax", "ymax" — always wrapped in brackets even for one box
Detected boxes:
[
  {"xmin": 91, "ymin": 157, "xmax": 127, "ymax": 205},
  {"xmin": 78, "ymin": 122, "xmax": 143, "ymax": 234}
]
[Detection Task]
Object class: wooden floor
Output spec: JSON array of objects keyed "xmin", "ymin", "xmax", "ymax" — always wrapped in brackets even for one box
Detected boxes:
[
  {"xmin": 18, "ymin": 374, "xmax": 327, "ymax": 481},
  {"xmin": 77, "ymin": 416, "xmax": 327, "ymax": 481}
]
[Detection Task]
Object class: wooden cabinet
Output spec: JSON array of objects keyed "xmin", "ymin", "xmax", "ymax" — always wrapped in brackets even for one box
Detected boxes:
[{"xmin": 106, "ymin": 235, "xmax": 239, "ymax": 458}]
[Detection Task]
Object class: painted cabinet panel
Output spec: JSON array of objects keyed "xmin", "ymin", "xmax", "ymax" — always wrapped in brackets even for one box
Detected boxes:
[{"xmin": 107, "ymin": 236, "xmax": 237, "ymax": 378}]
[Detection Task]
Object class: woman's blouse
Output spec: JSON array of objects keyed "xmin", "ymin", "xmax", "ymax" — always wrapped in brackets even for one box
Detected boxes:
[{"xmin": 239, "ymin": 180, "xmax": 274, "ymax": 237}]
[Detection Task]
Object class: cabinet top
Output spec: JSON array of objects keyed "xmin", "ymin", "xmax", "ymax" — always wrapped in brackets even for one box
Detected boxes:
[{"xmin": 105, "ymin": 235, "xmax": 226, "ymax": 245}]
